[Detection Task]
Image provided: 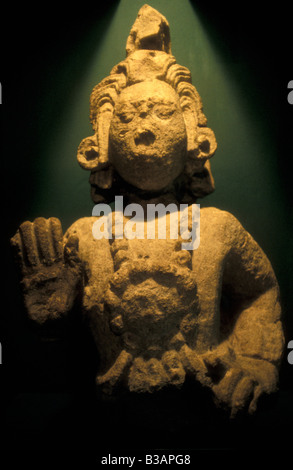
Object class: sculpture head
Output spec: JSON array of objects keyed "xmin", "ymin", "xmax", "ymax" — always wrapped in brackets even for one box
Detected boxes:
[
  {"xmin": 77, "ymin": 5, "xmax": 217, "ymax": 203},
  {"xmin": 109, "ymin": 79, "xmax": 187, "ymax": 191}
]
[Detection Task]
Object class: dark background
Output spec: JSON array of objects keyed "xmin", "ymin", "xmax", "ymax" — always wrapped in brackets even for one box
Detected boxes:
[{"xmin": 1, "ymin": 0, "xmax": 293, "ymax": 458}]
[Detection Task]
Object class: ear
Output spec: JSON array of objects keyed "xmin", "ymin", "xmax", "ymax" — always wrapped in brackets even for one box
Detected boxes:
[
  {"xmin": 77, "ymin": 135, "xmax": 99, "ymax": 170},
  {"xmin": 182, "ymin": 103, "xmax": 217, "ymax": 160},
  {"xmin": 195, "ymin": 127, "xmax": 217, "ymax": 161}
]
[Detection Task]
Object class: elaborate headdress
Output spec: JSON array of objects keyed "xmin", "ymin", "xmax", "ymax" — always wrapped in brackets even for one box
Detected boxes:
[{"xmin": 77, "ymin": 5, "xmax": 217, "ymax": 203}]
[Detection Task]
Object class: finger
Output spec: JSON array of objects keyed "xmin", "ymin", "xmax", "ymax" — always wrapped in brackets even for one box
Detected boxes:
[
  {"xmin": 19, "ymin": 221, "xmax": 40, "ymax": 267},
  {"xmin": 34, "ymin": 217, "xmax": 55, "ymax": 265},
  {"xmin": 49, "ymin": 217, "xmax": 63, "ymax": 260},
  {"xmin": 248, "ymin": 384, "xmax": 263, "ymax": 415},
  {"xmin": 10, "ymin": 231, "xmax": 26, "ymax": 269},
  {"xmin": 231, "ymin": 376, "xmax": 255, "ymax": 418},
  {"xmin": 64, "ymin": 235, "xmax": 80, "ymax": 268},
  {"xmin": 202, "ymin": 347, "xmax": 230, "ymax": 371},
  {"xmin": 213, "ymin": 368, "xmax": 243, "ymax": 405}
]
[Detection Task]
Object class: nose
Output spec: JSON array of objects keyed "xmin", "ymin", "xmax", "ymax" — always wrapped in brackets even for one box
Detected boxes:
[{"xmin": 138, "ymin": 102, "xmax": 149, "ymax": 119}]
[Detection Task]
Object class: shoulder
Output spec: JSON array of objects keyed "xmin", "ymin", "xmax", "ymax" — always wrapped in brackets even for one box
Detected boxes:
[
  {"xmin": 64, "ymin": 217, "xmax": 105, "ymax": 253},
  {"xmin": 199, "ymin": 206, "xmax": 247, "ymax": 244},
  {"xmin": 200, "ymin": 206, "xmax": 243, "ymax": 225},
  {"xmin": 200, "ymin": 207, "xmax": 276, "ymax": 283},
  {"xmin": 64, "ymin": 217, "xmax": 113, "ymax": 265},
  {"xmin": 64, "ymin": 217, "xmax": 98, "ymax": 240}
]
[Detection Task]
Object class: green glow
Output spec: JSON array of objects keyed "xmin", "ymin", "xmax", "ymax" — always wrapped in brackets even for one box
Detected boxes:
[{"xmin": 32, "ymin": 0, "xmax": 288, "ymax": 274}]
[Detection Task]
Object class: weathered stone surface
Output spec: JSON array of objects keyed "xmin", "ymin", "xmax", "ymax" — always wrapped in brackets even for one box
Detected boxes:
[
  {"xmin": 11, "ymin": 4, "xmax": 284, "ymax": 418},
  {"xmin": 109, "ymin": 79, "xmax": 187, "ymax": 191},
  {"xmin": 126, "ymin": 4, "xmax": 171, "ymax": 56}
]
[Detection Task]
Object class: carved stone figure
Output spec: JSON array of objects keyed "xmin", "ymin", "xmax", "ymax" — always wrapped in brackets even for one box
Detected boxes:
[{"xmin": 11, "ymin": 4, "xmax": 284, "ymax": 419}]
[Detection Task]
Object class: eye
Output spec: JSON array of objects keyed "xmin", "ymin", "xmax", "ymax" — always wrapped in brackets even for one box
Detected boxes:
[
  {"xmin": 117, "ymin": 111, "xmax": 135, "ymax": 123},
  {"xmin": 153, "ymin": 104, "xmax": 175, "ymax": 120}
]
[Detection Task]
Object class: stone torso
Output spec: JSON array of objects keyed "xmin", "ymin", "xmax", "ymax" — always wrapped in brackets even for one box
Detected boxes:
[{"xmin": 65, "ymin": 207, "xmax": 232, "ymax": 395}]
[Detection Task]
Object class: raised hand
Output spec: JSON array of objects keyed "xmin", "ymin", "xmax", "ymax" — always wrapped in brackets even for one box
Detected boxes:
[{"xmin": 11, "ymin": 217, "xmax": 82, "ymax": 326}]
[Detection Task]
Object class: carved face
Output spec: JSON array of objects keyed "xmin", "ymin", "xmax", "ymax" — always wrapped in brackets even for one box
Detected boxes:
[{"xmin": 109, "ymin": 80, "xmax": 187, "ymax": 191}]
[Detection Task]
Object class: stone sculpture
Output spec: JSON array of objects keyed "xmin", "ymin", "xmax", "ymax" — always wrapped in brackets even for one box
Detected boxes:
[{"xmin": 11, "ymin": 5, "xmax": 284, "ymax": 418}]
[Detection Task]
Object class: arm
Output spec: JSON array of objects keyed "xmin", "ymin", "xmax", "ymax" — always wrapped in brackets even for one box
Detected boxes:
[
  {"xmin": 203, "ymin": 212, "xmax": 284, "ymax": 416},
  {"xmin": 11, "ymin": 217, "xmax": 82, "ymax": 335}
]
